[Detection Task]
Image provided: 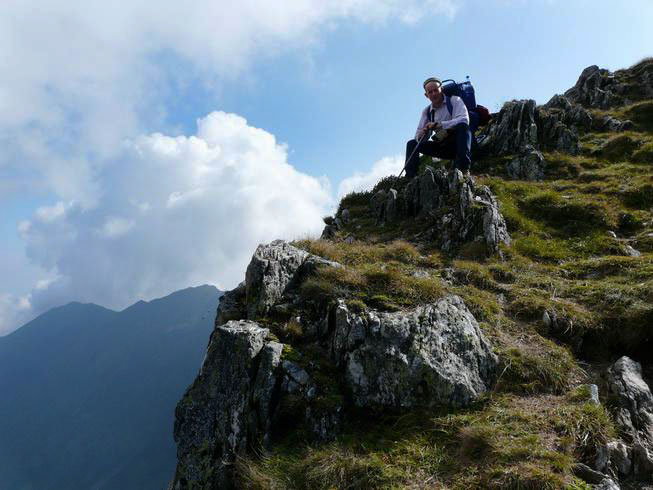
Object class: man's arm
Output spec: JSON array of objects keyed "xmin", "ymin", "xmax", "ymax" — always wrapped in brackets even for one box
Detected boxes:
[
  {"xmin": 414, "ymin": 107, "xmax": 429, "ymax": 140},
  {"xmin": 441, "ymin": 96, "xmax": 469, "ymax": 130}
]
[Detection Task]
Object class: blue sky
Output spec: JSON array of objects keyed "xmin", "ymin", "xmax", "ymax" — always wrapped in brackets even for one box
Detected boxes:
[{"xmin": 1, "ymin": 0, "xmax": 652, "ymax": 334}]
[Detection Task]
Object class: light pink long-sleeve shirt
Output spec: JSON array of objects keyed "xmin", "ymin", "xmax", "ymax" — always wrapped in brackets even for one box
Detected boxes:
[{"xmin": 414, "ymin": 95, "xmax": 469, "ymax": 139}]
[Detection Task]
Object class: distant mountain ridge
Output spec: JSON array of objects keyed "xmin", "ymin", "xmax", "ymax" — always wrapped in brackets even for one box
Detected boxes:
[{"xmin": 0, "ymin": 284, "xmax": 222, "ymax": 490}]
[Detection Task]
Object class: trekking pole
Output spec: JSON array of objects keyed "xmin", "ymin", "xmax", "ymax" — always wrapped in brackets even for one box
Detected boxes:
[{"xmin": 396, "ymin": 128, "xmax": 433, "ymax": 180}]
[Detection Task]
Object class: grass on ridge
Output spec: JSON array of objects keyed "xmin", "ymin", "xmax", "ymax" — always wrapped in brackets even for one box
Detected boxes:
[{"xmin": 236, "ymin": 393, "xmax": 614, "ymax": 490}]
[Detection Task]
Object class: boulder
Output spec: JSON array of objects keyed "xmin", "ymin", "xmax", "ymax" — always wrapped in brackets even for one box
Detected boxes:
[
  {"xmin": 564, "ymin": 65, "xmax": 624, "ymax": 109},
  {"xmin": 371, "ymin": 169, "xmax": 510, "ymax": 256},
  {"xmin": 320, "ymin": 223, "xmax": 338, "ymax": 239},
  {"xmin": 632, "ymin": 441, "xmax": 653, "ymax": 479},
  {"xmin": 244, "ymin": 240, "xmax": 340, "ymax": 318},
  {"xmin": 595, "ymin": 441, "xmax": 632, "ymax": 477},
  {"xmin": 328, "ymin": 295, "xmax": 498, "ymax": 409},
  {"xmin": 215, "ymin": 281, "xmax": 246, "ymax": 325},
  {"xmin": 595, "ymin": 478, "xmax": 621, "ymax": 490},
  {"xmin": 478, "ymin": 97, "xmax": 584, "ymax": 156},
  {"xmin": 596, "ymin": 115, "xmax": 634, "ymax": 132},
  {"xmin": 624, "ymin": 245, "xmax": 641, "ymax": 257},
  {"xmin": 536, "ymin": 111, "xmax": 581, "ymax": 154},
  {"xmin": 279, "ymin": 359, "xmax": 343, "ymax": 441},
  {"xmin": 606, "ymin": 356, "xmax": 653, "ymax": 447},
  {"xmin": 537, "ymin": 95, "xmax": 597, "ymax": 154},
  {"xmin": 573, "ymin": 463, "xmax": 610, "ymax": 484},
  {"xmin": 479, "ymin": 99, "xmax": 538, "ymax": 155},
  {"xmin": 171, "ymin": 319, "xmax": 343, "ymax": 489},
  {"xmin": 543, "ymin": 94, "xmax": 593, "ymax": 132},
  {"xmin": 506, "ymin": 146, "xmax": 545, "ymax": 181},
  {"xmin": 171, "ymin": 321, "xmax": 280, "ymax": 489},
  {"xmin": 565, "ymin": 61, "xmax": 653, "ymax": 109}
]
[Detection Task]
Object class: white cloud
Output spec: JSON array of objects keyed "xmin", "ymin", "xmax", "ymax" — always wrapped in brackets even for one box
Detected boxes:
[
  {"xmin": 99, "ymin": 217, "xmax": 135, "ymax": 238},
  {"xmin": 8, "ymin": 111, "xmax": 332, "ymax": 334},
  {"xmin": 0, "ymin": 294, "xmax": 33, "ymax": 336},
  {"xmin": 35, "ymin": 202, "xmax": 67, "ymax": 223},
  {"xmin": 337, "ymin": 155, "xmax": 404, "ymax": 198},
  {"xmin": 0, "ymin": 0, "xmax": 460, "ymax": 333},
  {"xmin": 0, "ymin": 0, "xmax": 458, "ymax": 206}
]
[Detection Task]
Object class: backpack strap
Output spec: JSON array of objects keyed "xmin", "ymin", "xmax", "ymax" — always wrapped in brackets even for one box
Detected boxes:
[{"xmin": 445, "ymin": 95, "xmax": 453, "ymax": 116}]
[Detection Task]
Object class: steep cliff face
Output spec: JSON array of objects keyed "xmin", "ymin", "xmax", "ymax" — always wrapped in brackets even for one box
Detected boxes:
[
  {"xmin": 170, "ymin": 241, "xmax": 499, "ymax": 488},
  {"xmin": 171, "ymin": 59, "xmax": 653, "ymax": 489}
]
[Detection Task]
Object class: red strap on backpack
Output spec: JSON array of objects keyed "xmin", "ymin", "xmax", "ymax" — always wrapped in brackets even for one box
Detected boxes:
[{"xmin": 476, "ymin": 104, "xmax": 492, "ymax": 126}]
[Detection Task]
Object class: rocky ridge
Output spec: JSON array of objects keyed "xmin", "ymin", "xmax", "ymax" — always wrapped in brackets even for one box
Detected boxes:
[
  {"xmin": 171, "ymin": 59, "xmax": 653, "ymax": 489},
  {"xmin": 170, "ymin": 241, "xmax": 499, "ymax": 488}
]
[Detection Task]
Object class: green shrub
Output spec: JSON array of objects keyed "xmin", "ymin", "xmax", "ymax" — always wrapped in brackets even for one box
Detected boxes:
[
  {"xmin": 599, "ymin": 134, "xmax": 639, "ymax": 161},
  {"xmin": 624, "ymin": 100, "xmax": 653, "ymax": 131},
  {"xmin": 496, "ymin": 343, "xmax": 575, "ymax": 394},
  {"xmin": 520, "ymin": 191, "xmax": 611, "ymax": 230},
  {"xmin": 632, "ymin": 141, "xmax": 653, "ymax": 163},
  {"xmin": 622, "ymin": 183, "xmax": 653, "ymax": 208},
  {"xmin": 514, "ymin": 235, "xmax": 570, "ymax": 261},
  {"xmin": 337, "ymin": 190, "xmax": 371, "ymax": 214},
  {"xmin": 554, "ymin": 402, "xmax": 615, "ymax": 459}
]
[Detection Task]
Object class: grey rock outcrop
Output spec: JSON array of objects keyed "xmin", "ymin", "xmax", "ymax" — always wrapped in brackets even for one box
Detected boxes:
[
  {"xmin": 279, "ymin": 359, "xmax": 343, "ymax": 442},
  {"xmin": 565, "ymin": 61, "xmax": 653, "ymax": 109},
  {"xmin": 595, "ymin": 441, "xmax": 632, "ymax": 478},
  {"xmin": 543, "ymin": 94, "xmax": 593, "ymax": 132},
  {"xmin": 506, "ymin": 146, "xmax": 545, "ymax": 181},
  {"xmin": 171, "ymin": 319, "xmax": 342, "ymax": 489},
  {"xmin": 573, "ymin": 463, "xmax": 611, "ymax": 484},
  {"xmin": 480, "ymin": 99, "xmax": 538, "ymax": 155},
  {"xmin": 171, "ymin": 321, "xmax": 281, "ymax": 489},
  {"xmin": 595, "ymin": 115, "xmax": 634, "ymax": 132},
  {"xmin": 632, "ymin": 441, "xmax": 653, "ymax": 479},
  {"xmin": 371, "ymin": 168, "xmax": 510, "ymax": 256},
  {"xmin": 537, "ymin": 94, "xmax": 594, "ymax": 154},
  {"xmin": 321, "ymin": 223, "xmax": 337, "ymax": 239},
  {"xmin": 371, "ymin": 188, "xmax": 398, "ymax": 223},
  {"xmin": 328, "ymin": 295, "xmax": 498, "ymax": 409},
  {"xmin": 215, "ymin": 281, "xmax": 246, "ymax": 325},
  {"xmin": 245, "ymin": 241, "xmax": 309, "ymax": 318},
  {"xmin": 607, "ymin": 357, "xmax": 653, "ymax": 447},
  {"xmin": 477, "ymin": 61, "xmax": 652, "ymax": 161},
  {"xmin": 603, "ymin": 356, "xmax": 653, "ymax": 482},
  {"xmin": 595, "ymin": 478, "xmax": 621, "ymax": 490},
  {"xmin": 565, "ymin": 65, "xmax": 624, "ymax": 109},
  {"xmin": 479, "ymin": 97, "xmax": 586, "ymax": 156},
  {"xmin": 245, "ymin": 240, "xmax": 340, "ymax": 319}
]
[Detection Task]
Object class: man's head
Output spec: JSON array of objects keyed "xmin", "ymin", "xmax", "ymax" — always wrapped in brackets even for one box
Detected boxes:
[{"xmin": 423, "ymin": 77, "xmax": 443, "ymax": 105}]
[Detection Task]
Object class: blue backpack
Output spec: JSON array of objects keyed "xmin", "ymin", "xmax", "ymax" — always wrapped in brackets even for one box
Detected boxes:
[{"xmin": 441, "ymin": 77, "xmax": 489, "ymax": 132}]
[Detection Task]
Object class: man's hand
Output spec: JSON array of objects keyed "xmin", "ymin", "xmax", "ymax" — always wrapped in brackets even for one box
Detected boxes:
[{"xmin": 426, "ymin": 121, "xmax": 442, "ymax": 131}]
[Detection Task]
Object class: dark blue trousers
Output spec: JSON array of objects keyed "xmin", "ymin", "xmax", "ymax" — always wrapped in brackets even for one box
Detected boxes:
[{"xmin": 404, "ymin": 123, "xmax": 472, "ymax": 178}]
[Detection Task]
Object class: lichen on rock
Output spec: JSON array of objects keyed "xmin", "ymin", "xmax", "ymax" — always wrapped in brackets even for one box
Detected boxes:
[{"xmin": 329, "ymin": 295, "xmax": 498, "ymax": 409}]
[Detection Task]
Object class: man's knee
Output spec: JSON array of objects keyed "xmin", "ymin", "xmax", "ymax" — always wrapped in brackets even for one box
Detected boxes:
[{"xmin": 451, "ymin": 122, "xmax": 470, "ymax": 133}]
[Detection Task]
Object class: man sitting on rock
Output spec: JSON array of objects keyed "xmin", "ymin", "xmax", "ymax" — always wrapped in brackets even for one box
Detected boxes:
[{"xmin": 405, "ymin": 77, "xmax": 472, "ymax": 178}]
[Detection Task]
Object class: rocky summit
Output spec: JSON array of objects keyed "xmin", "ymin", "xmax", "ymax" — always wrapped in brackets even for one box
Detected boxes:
[{"xmin": 170, "ymin": 59, "xmax": 653, "ymax": 489}]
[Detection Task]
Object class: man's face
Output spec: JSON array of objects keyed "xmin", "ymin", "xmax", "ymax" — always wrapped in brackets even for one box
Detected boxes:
[{"xmin": 424, "ymin": 81, "xmax": 443, "ymax": 105}]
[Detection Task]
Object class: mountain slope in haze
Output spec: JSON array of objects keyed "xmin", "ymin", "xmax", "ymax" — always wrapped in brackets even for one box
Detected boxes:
[{"xmin": 0, "ymin": 284, "xmax": 221, "ymax": 490}]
